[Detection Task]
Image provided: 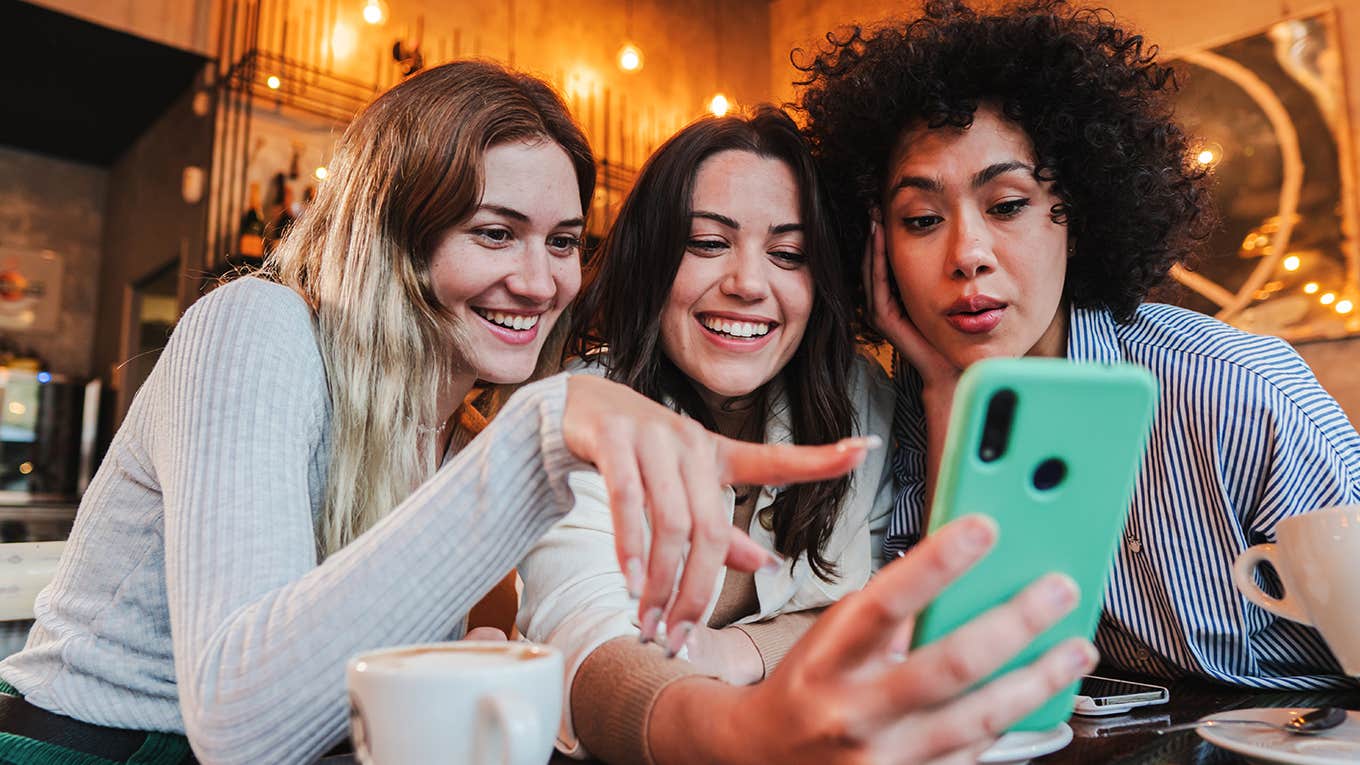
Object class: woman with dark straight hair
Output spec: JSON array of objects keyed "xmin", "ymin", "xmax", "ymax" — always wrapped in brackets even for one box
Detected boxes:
[{"xmin": 517, "ymin": 106, "xmax": 899, "ymax": 763}]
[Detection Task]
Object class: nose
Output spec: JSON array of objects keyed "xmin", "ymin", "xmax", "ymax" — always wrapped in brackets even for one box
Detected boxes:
[
  {"xmin": 947, "ymin": 211, "xmax": 997, "ymax": 280},
  {"xmin": 505, "ymin": 244, "xmax": 556, "ymax": 304},
  {"xmin": 720, "ymin": 247, "xmax": 770, "ymax": 302}
]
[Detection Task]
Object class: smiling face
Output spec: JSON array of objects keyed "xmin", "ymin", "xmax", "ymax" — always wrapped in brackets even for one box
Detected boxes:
[
  {"xmin": 428, "ymin": 139, "xmax": 585, "ymax": 384},
  {"xmin": 882, "ymin": 104, "xmax": 1069, "ymax": 369},
  {"xmin": 659, "ymin": 150, "xmax": 814, "ymax": 405}
]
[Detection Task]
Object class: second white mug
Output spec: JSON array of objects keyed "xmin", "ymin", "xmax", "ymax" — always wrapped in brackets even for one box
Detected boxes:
[{"xmin": 1233, "ymin": 505, "xmax": 1360, "ymax": 675}]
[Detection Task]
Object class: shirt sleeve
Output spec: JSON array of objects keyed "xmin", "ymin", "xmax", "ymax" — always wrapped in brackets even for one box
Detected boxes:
[
  {"xmin": 154, "ymin": 282, "xmax": 585, "ymax": 764},
  {"xmin": 883, "ymin": 355, "xmax": 928, "ymax": 559}
]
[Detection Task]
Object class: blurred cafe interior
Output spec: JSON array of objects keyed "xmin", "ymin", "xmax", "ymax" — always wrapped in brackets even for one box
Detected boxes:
[{"xmin": 0, "ymin": 0, "xmax": 1359, "ymax": 654}]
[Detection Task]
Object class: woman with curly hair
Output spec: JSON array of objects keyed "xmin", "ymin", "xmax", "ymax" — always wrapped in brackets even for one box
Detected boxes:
[{"xmin": 798, "ymin": 0, "xmax": 1360, "ymax": 689}]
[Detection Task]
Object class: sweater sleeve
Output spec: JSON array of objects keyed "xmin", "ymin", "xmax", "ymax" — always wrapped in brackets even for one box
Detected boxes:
[
  {"xmin": 732, "ymin": 609, "xmax": 822, "ymax": 678},
  {"xmin": 154, "ymin": 280, "xmax": 584, "ymax": 764}
]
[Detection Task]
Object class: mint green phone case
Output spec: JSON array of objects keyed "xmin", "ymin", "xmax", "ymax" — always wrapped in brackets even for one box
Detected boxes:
[{"xmin": 909, "ymin": 358, "xmax": 1157, "ymax": 732}]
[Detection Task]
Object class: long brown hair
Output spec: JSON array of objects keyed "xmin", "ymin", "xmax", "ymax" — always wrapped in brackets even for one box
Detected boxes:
[
  {"xmin": 270, "ymin": 60, "xmax": 594, "ymax": 556},
  {"xmin": 569, "ymin": 107, "xmax": 856, "ymax": 582}
]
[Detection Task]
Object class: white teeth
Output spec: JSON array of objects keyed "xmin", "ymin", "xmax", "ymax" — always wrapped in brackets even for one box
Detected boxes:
[
  {"xmin": 475, "ymin": 308, "xmax": 540, "ymax": 331},
  {"xmin": 700, "ymin": 316, "xmax": 771, "ymax": 338}
]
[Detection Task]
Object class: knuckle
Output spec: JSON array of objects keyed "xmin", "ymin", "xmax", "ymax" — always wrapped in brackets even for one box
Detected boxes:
[
  {"xmin": 806, "ymin": 702, "xmax": 862, "ymax": 751},
  {"xmin": 938, "ymin": 644, "xmax": 983, "ymax": 687},
  {"xmin": 653, "ymin": 511, "xmax": 690, "ymax": 538},
  {"xmin": 671, "ymin": 591, "xmax": 709, "ymax": 616},
  {"xmin": 690, "ymin": 518, "xmax": 728, "ymax": 546}
]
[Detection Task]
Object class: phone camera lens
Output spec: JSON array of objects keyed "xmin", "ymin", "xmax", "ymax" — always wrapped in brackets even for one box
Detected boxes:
[{"xmin": 1032, "ymin": 457, "xmax": 1067, "ymax": 491}]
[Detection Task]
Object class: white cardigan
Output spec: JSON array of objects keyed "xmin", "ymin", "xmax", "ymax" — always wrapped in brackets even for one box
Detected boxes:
[{"xmin": 517, "ymin": 354, "xmax": 896, "ymax": 756}]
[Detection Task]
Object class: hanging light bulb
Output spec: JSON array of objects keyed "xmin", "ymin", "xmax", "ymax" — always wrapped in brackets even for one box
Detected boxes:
[
  {"xmin": 618, "ymin": 42, "xmax": 644, "ymax": 72},
  {"xmin": 362, "ymin": 0, "xmax": 388, "ymax": 26},
  {"xmin": 266, "ymin": 75, "xmax": 281, "ymax": 90},
  {"xmin": 708, "ymin": 93, "xmax": 731, "ymax": 117}
]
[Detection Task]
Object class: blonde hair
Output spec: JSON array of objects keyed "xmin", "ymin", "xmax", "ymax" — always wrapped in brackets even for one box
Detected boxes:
[{"xmin": 268, "ymin": 60, "xmax": 594, "ymax": 556}]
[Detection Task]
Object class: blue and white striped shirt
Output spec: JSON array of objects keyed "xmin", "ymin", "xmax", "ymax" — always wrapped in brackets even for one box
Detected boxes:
[{"xmin": 885, "ymin": 303, "xmax": 1360, "ymax": 689}]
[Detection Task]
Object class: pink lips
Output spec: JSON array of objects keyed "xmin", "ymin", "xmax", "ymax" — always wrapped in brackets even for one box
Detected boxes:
[{"xmin": 945, "ymin": 295, "xmax": 1007, "ymax": 334}]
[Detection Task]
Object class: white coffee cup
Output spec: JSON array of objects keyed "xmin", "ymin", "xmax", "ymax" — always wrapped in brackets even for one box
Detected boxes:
[
  {"xmin": 346, "ymin": 641, "xmax": 563, "ymax": 765},
  {"xmin": 1233, "ymin": 505, "xmax": 1360, "ymax": 674}
]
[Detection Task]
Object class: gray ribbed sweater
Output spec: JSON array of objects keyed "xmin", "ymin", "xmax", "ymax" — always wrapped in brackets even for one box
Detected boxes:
[{"xmin": 0, "ymin": 277, "xmax": 583, "ymax": 764}]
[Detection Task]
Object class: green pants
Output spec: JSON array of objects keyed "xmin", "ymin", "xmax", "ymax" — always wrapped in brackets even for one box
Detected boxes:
[{"xmin": 0, "ymin": 681, "xmax": 191, "ymax": 765}]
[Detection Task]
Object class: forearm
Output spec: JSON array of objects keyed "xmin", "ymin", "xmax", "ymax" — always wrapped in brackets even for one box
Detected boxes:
[
  {"xmin": 172, "ymin": 377, "xmax": 582, "ymax": 764},
  {"xmin": 649, "ymin": 676, "xmax": 749, "ymax": 765},
  {"xmin": 570, "ymin": 637, "xmax": 702, "ymax": 765},
  {"xmin": 732, "ymin": 609, "xmax": 822, "ymax": 680}
]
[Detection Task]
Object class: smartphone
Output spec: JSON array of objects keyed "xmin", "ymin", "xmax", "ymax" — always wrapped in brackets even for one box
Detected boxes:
[
  {"xmin": 909, "ymin": 358, "xmax": 1158, "ymax": 732},
  {"xmin": 1072, "ymin": 675, "xmax": 1169, "ymax": 716}
]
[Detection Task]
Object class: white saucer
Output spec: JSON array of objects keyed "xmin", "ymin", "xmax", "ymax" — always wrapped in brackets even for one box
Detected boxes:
[
  {"xmin": 1197, "ymin": 708, "xmax": 1360, "ymax": 765},
  {"xmin": 978, "ymin": 722, "xmax": 1073, "ymax": 764}
]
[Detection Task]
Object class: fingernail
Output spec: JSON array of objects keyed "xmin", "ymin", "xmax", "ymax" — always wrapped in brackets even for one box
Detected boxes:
[
  {"xmin": 1044, "ymin": 574, "xmax": 1079, "ymax": 611},
  {"xmin": 624, "ymin": 558, "xmax": 644, "ymax": 599},
  {"xmin": 665, "ymin": 622, "xmax": 695, "ymax": 659},
  {"xmin": 953, "ymin": 516, "xmax": 997, "ymax": 554},
  {"xmin": 1065, "ymin": 641, "xmax": 1098, "ymax": 673},
  {"xmin": 836, "ymin": 435, "xmax": 883, "ymax": 453},
  {"xmin": 760, "ymin": 554, "xmax": 786, "ymax": 574},
  {"xmin": 639, "ymin": 607, "xmax": 663, "ymax": 643},
  {"xmin": 887, "ymin": 648, "xmax": 908, "ymax": 663}
]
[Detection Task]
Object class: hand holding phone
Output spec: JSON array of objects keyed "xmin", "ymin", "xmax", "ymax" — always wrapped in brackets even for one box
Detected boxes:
[{"xmin": 909, "ymin": 358, "xmax": 1158, "ymax": 732}]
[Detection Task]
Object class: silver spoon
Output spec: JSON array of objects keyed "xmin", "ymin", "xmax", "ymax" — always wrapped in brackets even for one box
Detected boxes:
[{"xmin": 1155, "ymin": 706, "xmax": 1348, "ymax": 735}]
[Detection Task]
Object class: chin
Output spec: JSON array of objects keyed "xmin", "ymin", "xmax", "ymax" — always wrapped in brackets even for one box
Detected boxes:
[{"xmin": 474, "ymin": 358, "xmax": 541, "ymax": 385}]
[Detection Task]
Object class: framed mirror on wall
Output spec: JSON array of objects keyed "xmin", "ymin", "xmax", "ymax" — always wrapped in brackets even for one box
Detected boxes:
[{"xmin": 1164, "ymin": 7, "xmax": 1359, "ymax": 343}]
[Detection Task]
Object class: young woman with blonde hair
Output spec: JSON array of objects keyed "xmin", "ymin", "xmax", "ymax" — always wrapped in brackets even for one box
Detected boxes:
[{"xmin": 0, "ymin": 61, "xmax": 870, "ymax": 765}]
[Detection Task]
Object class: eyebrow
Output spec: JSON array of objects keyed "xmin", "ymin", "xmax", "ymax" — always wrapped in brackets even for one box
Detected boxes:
[
  {"xmin": 692, "ymin": 210, "xmax": 739, "ymax": 229},
  {"xmin": 692, "ymin": 211, "xmax": 803, "ymax": 235},
  {"xmin": 479, "ymin": 204, "xmax": 584, "ymax": 229},
  {"xmin": 891, "ymin": 161, "xmax": 1034, "ymax": 195}
]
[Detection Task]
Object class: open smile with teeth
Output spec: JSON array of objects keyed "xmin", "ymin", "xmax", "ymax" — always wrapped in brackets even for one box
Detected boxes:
[
  {"xmin": 699, "ymin": 315, "xmax": 774, "ymax": 339},
  {"xmin": 472, "ymin": 307, "xmax": 541, "ymax": 331}
]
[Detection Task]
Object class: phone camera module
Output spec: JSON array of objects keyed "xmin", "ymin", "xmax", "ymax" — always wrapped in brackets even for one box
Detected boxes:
[{"xmin": 978, "ymin": 389, "xmax": 1017, "ymax": 463}]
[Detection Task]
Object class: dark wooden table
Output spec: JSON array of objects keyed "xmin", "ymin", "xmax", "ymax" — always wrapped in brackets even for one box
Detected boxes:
[{"xmin": 1036, "ymin": 675, "xmax": 1360, "ymax": 764}]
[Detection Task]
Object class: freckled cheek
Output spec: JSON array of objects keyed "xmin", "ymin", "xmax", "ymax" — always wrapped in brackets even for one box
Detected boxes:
[{"xmin": 554, "ymin": 261, "xmax": 583, "ymax": 304}]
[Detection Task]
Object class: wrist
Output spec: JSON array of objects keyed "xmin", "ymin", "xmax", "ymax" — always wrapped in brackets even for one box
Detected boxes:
[
  {"xmin": 721, "ymin": 626, "xmax": 765, "ymax": 685},
  {"xmin": 650, "ymin": 677, "xmax": 752, "ymax": 765}
]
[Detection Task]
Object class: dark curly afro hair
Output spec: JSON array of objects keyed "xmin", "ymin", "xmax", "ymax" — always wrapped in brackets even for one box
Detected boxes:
[{"xmin": 794, "ymin": 0, "xmax": 1216, "ymax": 324}]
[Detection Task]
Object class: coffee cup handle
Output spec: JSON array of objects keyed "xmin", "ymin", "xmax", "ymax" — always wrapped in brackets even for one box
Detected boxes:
[
  {"xmin": 1232, "ymin": 543, "xmax": 1311, "ymax": 625},
  {"xmin": 473, "ymin": 691, "xmax": 540, "ymax": 765}
]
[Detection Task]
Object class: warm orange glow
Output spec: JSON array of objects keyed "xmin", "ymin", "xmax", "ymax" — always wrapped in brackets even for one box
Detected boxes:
[
  {"xmin": 314, "ymin": 166, "xmax": 330, "ymax": 181},
  {"xmin": 362, "ymin": 0, "xmax": 388, "ymax": 25},
  {"xmin": 1337, "ymin": 299, "xmax": 1355, "ymax": 315},
  {"xmin": 617, "ymin": 43, "xmax": 643, "ymax": 72},
  {"xmin": 331, "ymin": 21, "xmax": 358, "ymax": 60},
  {"xmin": 266, "ymin": 75, "xmax": 281, "ymax": 90},
  {"xmin": 1303, "ymin": 282, "xmax": 1319, "ymax": 294},
  {"xmin": 1197, "ymin": 149, "xmax": 1215, "ymax": 165},
  {"xmin": 1282, "ymin": 255, "xmax": 1301, "ymax": 271},
  {"xmin": 709, "ymin": 93, "xmax": 731, "ymax": 117},
  {"xmin": 1321, "ymin": 292, "xmax": 1337, "ymax": 306}
]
